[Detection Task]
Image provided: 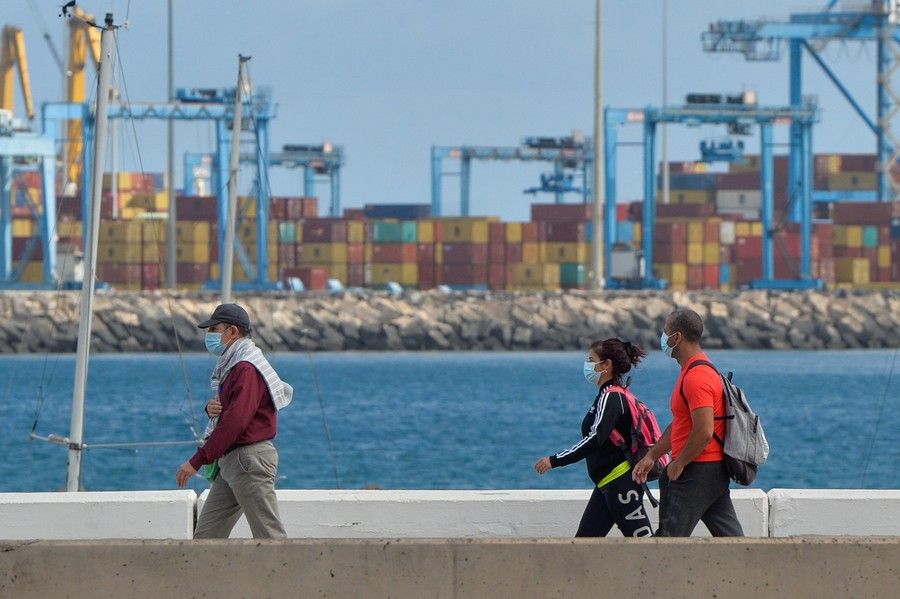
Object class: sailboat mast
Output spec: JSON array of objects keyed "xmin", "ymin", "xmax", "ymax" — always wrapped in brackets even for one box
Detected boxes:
[
  {"xmin": 222, "ymin": 55, "xmax": 249, "ymax": 303},
  {"xmin": 67, "ymin": 13, "xmax": 116, "ymax": 492}
]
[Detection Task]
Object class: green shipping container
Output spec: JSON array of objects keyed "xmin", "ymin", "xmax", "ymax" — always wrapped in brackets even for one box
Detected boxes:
[
  {"xmin": 560, "ymin": 263, "xmax": 586, "ymax": 285},
  {"xmin": 862, "ymin": 226, "xmax": 879, "ymax": 248},
  {"xmin": 371, "ymin": 221, "xmax": 418, "ymax": 243},
  {"xmin": 277, "ymin": 221, "xmax": 296, "ymax": 243}
]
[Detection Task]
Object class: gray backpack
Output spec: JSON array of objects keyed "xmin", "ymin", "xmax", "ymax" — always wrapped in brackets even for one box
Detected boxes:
[{"xmin": 681, "ymin": 360, "xmax": 769, "ymax": 485}]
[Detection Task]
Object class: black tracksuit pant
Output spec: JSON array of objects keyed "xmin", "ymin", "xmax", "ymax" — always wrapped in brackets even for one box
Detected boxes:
[{"xmin": 575, "ymin": 473, "xmax": 654, "ymax": 537}]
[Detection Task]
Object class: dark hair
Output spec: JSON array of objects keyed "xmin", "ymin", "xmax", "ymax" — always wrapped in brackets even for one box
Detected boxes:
[
  {"xmin": 590, "ymin": 338, "xmax": 646, "ymax": 384},
  {"xmin": 667, "ymin": 309, "xmax": 703, "ymax": 343}
]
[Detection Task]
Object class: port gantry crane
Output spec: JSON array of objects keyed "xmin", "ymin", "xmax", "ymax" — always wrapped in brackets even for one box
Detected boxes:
[{"xmin": 702, "ymin": 0, "xmax": 900, "ymax": 205}]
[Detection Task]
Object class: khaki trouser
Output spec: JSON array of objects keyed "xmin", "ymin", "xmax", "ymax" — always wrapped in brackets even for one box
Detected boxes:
[{"xmin": 194, "ymin": 440, "xmax": 287, "ymax": 539}]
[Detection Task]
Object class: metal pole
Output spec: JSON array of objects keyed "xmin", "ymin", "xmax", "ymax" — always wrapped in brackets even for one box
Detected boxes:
[
  {"xmin": 67, "ymin": 13, "xmax": 115, "ymax": 492},
  {"xmin": 222, "ymin": 56, "xmax": 249, "ymax": 303},
  {"xmin": 590, "ymin": 0, "xmax": 605, "ymax": 290},
  {"xmin": 660, "ymin": 0, "xmax": 670, "ymax": 205},
  {"xmin": 110, "ymin": 108, "xmax": 117, "ymax": 220},
  {"xmin": 166, "ymin": 0, "xmax": 177, "ymax": 288}
]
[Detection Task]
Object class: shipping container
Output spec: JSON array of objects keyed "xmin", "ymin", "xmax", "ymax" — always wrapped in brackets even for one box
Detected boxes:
[
  {"xmin": 835, "ymin": 258, "xmax": 871, "ymax": 284},
  {"xmin": 283, "ymin": 266, "xmax": 329, "ymax": 290},
  {"xmin": 544, "ymin": 242, "xmax": 588, "ymax": 263},
  {"xmin": 440, "ymin": 218, "xmax": 490, "ymax": 243},
  {"xmin": 827, "ymin": 172, "xmax": 877, "ymax": 190},
  {"xmin": 371, "ymin": 243, "xmax": 417, "ymax": 263},
  {"xmin": 297, "ymin": 242, "xmax": 348, "ymax": 264},
  {"xmin": 654, "ymin": 263, "xmax": 687, "ymax": 286},
  {"xmin": 543, "ymin": 222, "xmax": 589, "ymax": 242},
  {"xmin": 832, "ymin": 201, "xmax": 897, "ymax": 226},
  {"xmin": 505, "ymin": 222, "xmax": 523, "ymax": 244},
  {"xmin": 367, "ymin": 263, "xmax": 418, "ymax": 286},
  {"xmin": 509, "ymin": 263, "xmax": 560, "ymax": 286},
  {"xmin": 303, "ymin": 219, "xmax": 348, "ymax": 243},
  {"xmin": 347, "ymin": 243, "xmax": 365, "ymax": 264},
  {"xmin": 442, "ymin": 243, "xmax": 488, "ymax": 265},
  {"xmin": 441, "ymin": 264, "xmax": 488, "ymax": 285},
  {"xmin": 735, "ymin": 236, "xmax": 763, "ymax": 259},
  {"xmin": 363, "ymin": 204, "xmax": 431, "ymax": 220},
  {"xmin": 530, "ymin": 203, "xmax": 591, "ymax": 222},
  {"xmin": 347, "ymin": 221, "xmax": 366, "ymax": 244}
]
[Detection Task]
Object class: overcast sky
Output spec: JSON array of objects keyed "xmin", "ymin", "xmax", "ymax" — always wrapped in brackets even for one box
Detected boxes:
[{"xmin": 4, "ymin": 1, "xmax": 883, "ymax": 220}]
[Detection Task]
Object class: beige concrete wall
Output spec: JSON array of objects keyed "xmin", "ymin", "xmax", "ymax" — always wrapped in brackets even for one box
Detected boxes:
[{"xmin": 1, "ymin": 538, "xmax": 897, "ymax": 598}]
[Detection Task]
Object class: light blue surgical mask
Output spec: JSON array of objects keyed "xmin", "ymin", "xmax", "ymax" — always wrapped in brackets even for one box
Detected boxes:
[
  {"xmin": 583, "ymin": 361, "xmax": 605, "ymax": 386},
  {"xmin": 205, "ymin": 332, "xmax": 227, "ymax": 356},
  {"xmin": 660, "ymin": 330, "xmax": 676, "ymax": 358}
]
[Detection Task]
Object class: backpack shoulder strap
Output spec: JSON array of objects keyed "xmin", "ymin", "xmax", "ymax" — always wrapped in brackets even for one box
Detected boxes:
[{"xmin": 679, "ymin": 359, "xmax": 717, "ymax": 405}]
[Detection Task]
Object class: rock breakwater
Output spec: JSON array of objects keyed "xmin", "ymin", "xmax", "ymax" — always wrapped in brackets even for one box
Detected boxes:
[{"xmin": 0, "ymin": 289, "xmax": 898, "ymax": 353}]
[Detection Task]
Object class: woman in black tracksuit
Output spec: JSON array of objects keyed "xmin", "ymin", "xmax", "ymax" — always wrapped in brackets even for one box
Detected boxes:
[{"xmin": 534, "ymin": 338, "xmax": 653, "ymax": 537}]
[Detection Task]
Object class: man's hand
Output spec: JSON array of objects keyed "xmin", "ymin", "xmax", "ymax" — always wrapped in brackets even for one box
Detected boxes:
[
  {"xmin": 666, "ymin": 459, "xmax": 685, "ymax": 481},
  {"xmin": 632, "ymin": 454, "xmax": 656, "ymax": 484},
  {"xmin": 534, "ymin": 457, "xmax": 552, "ymax": 475},
  {"xmin": 206, "ymin": 399, "xmax": 222, "ymax": 417},
  {"xmin": 176, "ymin": 461, "xmax": 197, "ymax": 488}
]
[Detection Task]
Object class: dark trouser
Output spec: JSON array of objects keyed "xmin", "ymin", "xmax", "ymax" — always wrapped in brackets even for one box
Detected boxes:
[
  {"xmin": 656, "ymin": 460, "xmax": 744, "ymax": 537},
  {"xmin": 575, "ymin": 474, "xmax": 654, "ymax": 537}
]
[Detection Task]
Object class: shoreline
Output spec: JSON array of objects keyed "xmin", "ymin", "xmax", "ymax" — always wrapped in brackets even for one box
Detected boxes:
[{"xmin": 2, "ymin": 288, "xmax": 898, "ymax": 353}]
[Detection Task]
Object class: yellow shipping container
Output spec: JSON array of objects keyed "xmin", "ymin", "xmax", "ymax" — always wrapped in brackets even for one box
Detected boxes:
[
  {"xmin": 140, "ymin": 221, "xmax": 167, "ymax": 242},
  {"xmin": 510, "ymin": 263, "xmax": 560, "ymax": 286},
  {"xmin": 19, "ymin": 261, "xmax": 44, "ymax": 283},
  {"xmin": 505, "ymin": 222, "xmax": 523, "ymax": 244},
  {"xmin": 368, "ymin": 263, "xmax": 418, "ymax": 285},
  {"xmin": 239, "ymin": 196, "xmax": 257, "ymax": 218},
  {"xmin": 687, "ymin": 242, "xmax": 703, "ymax": 265},
  {"xmin": 329, "ymin": 263, "xmax": 347, "ymax": 283},
  {"xmin": 833, "ymin": 225, "xmax": 863, "ymax": 248},
  {"xmin": 633, "ymin": 222, "xmax": 642, "ymax": 245},
  {"xmin": 508, "ymin": 284, "xmax": 555, "ymax": 291},
  {"xmin": 364, "ymin": 243, "xmax": 374, "ymax": 263},
  {"xmin": 174, "ymin": 222, "xmax": 211, "ymax": 244},
  {"xmin": 416, "ymin": 221, "xmax": 434, "ymax": 244},
  {"xmin": 126, "ymin": 192, "xmax": 167, "ymax": 212},
  {"xmin": 522, "ymin": 242, "xmax": 540, "ymax": 265},
  {"xmin": 242, "ymin": 241, "xmax": 279, "ymax": 263},
  {"xmin": 729, "ymin": 155, "xmax": 760, "ymax": 173},
  {"xmin": 98, "ymin": 242, "xmax": 143, "ymax": 263},
  {"xmin": 544, "ymin": 242, "xmax": 589, "ymax": 264},
  {"xmin": 828, "ymin": 172, "xmax": 877, "ymax": 190},
  {"xmin": 878, "ymin": 246, "xmax": 892, "ymax": 268},
  {"xmin": 835, "ymin": 258, "xmax": 870, "ymax": 284},
  {"xmin": 176, "ymin": 242, "xmax": 210, "ymax": 263},
  {"xmin": 98, "ymin": 221, "xmax": 142, "ymax": 242},
  {"xmin": 57, "ymin": 220, "xmax": 82, "ymax": 237},
  {"xmin": 140, "ymin": 243, "xmax": 161, "ymax": 263},
  {"xmin": 300, "ymin": 243, "xmax": 348, "ymax": 264},
  {"xmin": 664, "ymin": 190, "xmax": 712, "ymax": 205},
  {"xmin": 441, "ymin": 218, "xmax": 489, "ymax": 243},
  {"xmin": 687, "ymin": 222, "xmax": 705, "ymax": 244},
  {"xmin": 750, "ymin": 222, "xmax": 763, "ymax": 236},
  {"xmin": 735, "ymin": 222, "xmax": 751, "ymax": 237},
  {"xmin": 434, "ymin": 243, "xmax": 443, "ymax": 265},
  {"xmin": 348, "ymin": 221, "xmax": 366, "ymax": 244},
  {"xmin": 655, "ymin": 263, "xmax": 687, "ymax": 285},
  {"xmin": 703, "ymin": 243, "xmax": 720, "ymax": 264}
]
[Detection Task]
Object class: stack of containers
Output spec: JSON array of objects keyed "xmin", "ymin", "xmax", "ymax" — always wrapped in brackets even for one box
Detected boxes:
[
  {"xmin": 299, "ymin": 218, "xmax": 348, "ymax": 284},
  {"xmin": 832, "ymin": 202, "xmax": 898, "ymax": 285},
  {"xmin": 503, "ymin": 222, "xmax": 524, "ymax": 288},
  {"xmin": 367, "ymin": 219, "xmax": 418, "ymax": 288},
  {"xmin": 96, "ymin": 221, "xmax": 144, "ymax": 291},
  {"xmin": 440, "ymin": 217, "xmax": 489, "ymax": 289},
  {"xmin": 488, "ymin": 222, "xmax": 506, "ymax": 290},
  {"xmin": 346, "ymin": 219, "xmax": 366, "ymax": 287},
  {"xmin": 653, "ymin": 220, "xmax": 687, "ymax": 290},
  {"xmin": 415, "ymin": 219, "xmax": 437, "ymax": 289},
  {"xmin": 732, "ymin": 221, "xmax": 764, "ymax": 286},
  {"xmin": 10, "ymin": 214, "xmax": 43, "ymax": 283},
  {"xmin": 176, "ymin": 219, "xmax": 214, "ymax": 290},
  {"xmin": 526, "ymin": 204, "xmax": 590, "ymax": 290}
]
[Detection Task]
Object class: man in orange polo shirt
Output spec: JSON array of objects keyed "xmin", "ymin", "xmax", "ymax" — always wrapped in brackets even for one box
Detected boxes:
[{"xmin": 633, "ymin": 308, "xmax": 743, "ymax": 537}]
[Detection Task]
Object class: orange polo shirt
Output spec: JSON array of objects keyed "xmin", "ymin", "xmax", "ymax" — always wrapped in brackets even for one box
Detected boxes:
[{"xmin": 669, "ymin": 353, "xmax": 725, "ymax": 462}]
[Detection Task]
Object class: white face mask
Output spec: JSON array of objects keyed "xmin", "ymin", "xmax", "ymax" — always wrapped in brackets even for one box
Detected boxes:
[{"xmin": 583, "ymin": 361, "xmax": 605, "ymax": 386}]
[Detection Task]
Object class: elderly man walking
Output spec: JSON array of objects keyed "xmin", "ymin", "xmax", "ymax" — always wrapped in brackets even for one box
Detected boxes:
[{"xmin": 176, "ymin": 303, "xmax": 292, "ymax": 539}]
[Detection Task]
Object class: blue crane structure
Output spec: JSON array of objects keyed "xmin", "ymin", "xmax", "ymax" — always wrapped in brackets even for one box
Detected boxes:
[
  {"xmin": 250, "ymin": 143, "xmax": 344, "ymax": 217},
  {"xmin": 0, "ymin": 116, "xmax": 57, "ymax": 287},
  {"xmin": 430, "ymin": 136, "xmax": 592, "ymax": 216},
  {"xmin": 604, "ymin": 100, "xmax": 822, "ymax": 290},
  {"xmin": 702, "ymin": 0, "xmax": 900, "ymax": 205}
]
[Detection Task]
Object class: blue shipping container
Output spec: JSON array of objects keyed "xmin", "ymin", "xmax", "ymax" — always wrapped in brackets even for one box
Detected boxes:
[
  {"xmin": 615, "ymin": 221, "xmax": 633, "ymax": 243},
  {"xmin": 364, "ymin": 204, "xmax": 432, "ymax": 220}
]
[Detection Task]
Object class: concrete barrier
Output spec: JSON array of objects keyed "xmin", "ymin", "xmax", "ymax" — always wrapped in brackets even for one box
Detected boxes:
[
  {"xmin": 2, "ymin": 538, "xmax": 898, "ymax": 598},
  {"xmin": 0, "ymin": 491, "xmax": 196, "ymax": 540},
  {"xmin": 769, "ymin": 489, "xmax": 900, "ymax": 537},
  {"xmin": 197, "ymin": 488, "xmax": 768, "ymax": 538}
]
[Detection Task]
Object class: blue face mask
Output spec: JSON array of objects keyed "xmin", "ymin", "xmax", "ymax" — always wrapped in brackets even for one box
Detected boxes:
[
  {"xmin": 205, "ymin": 332, "xmax": 227, "ymax": 356},
  {"xmin": 583, "ymin": 361, "xmax": 605, "ymax": 386},
  {"xmin": 660, "ymin": 331, "xmax": 676, "ymax": 357}
]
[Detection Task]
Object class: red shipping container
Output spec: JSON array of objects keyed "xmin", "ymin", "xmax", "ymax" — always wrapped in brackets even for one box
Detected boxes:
[
  {"xmin": 834, "ymin": 246, "xmax": 864, "ymax": 259},
  {"xmin": 704, "ymin": 221, "xmax": 720, "ymax": 244},
  {"xmin": 543, "ymin": 221, "xmax": 588, "ymax": 242},
  {"xmin": 703, "ymin": 264, "xmax": 719, "ymax": 288},
  {"xmin": 96, "ymin": 263, "xmax": 140, "ymax": 283},
  {"xmin": 418, "ymin": 262, "xmax": 435, "ymax": 289},
  {"xmin": 12, "ymin": 237, "xmax": 42, "ymax": 260},
  {"xmin": 301, "ymin": 197, "xmax": 319, "ymax": 218},
  {"xmin": 343, "ymin": 208, "xmax": 366, "ymax": 221},
  {"xmin": 303, "ymin": 219, "xmax": 347, "ymax": 243},
  {"xmin": 176, "ymin": 196, "xmax": 218, "ymax": 221},
  {"xmin": 531, "ymin": 203, "xmax": 591, "ymax": 222},
  {"xmin": 442, "ymin": 243, "xmax": 488, "ymax": 265},
  {"xmin": 278, "ymin": 244, "xmax": 296, "ymax": 268},
  {"xmin": 488, "ymin": 263, "xmax": 505, "ymax": 290},
  {"xmin": 616, "ymin": 203, "xmax": 630, "ymax": 222},
  {"xmin": 347, "ymin": 243, "xmax": 364, "ymax": 264},
  {"xmin": 687, "ymin": 265, "xmax": 704, "ymax": 289},
  {"xmin": 653, "ymin": 241, "xmax": 687, "ymax": 263},
  {"xmin": 416, "ymin": 243, "xmax": 435, "ymax": 264},
  {"xmin": 719, "ymin": 245, "xmax": 733, "ymax": 264},
  {"xmin": 489, "ymin": 242, "xmax": 505, "ymax": 264},
  {"xmin": 505, "ymin": 243, "xmax": 523, "ymax": 263},
  {"xmin": 348, "ymin": 264, "xmax": 365, "ymax": 287},
  {"xmin": 839, "ymin": 154, "xmax": 878, "ymax": 171},
  {"xmin": 489, "ymin": 222, "xmax": 505, "ymax": 243},
  {"xmin": 141, "ymin": 263, "xmax": 161, "ymax": 285},
  {"xmin": 833, "ymin": 202, "xmax": 896, "ymax": 226},
  {"xmin": 655, "ymin": 222, "xmax": 687, "ymax": 244},
  {"xmin": 521, "ymin": 223, "xmax": 539, "ymax": 243},
  {"xmin": 176, "ymin": 263, "xmax": 210, "ymax": 283},
  {"xmin": 879, "ymin": 226, "xmax": 892, "ymax": 245},
  {"xmin": 431, "ymin": 221, "xmax": 443, "ymax": 243},
  {"xmin": 716, "ymin": 172, "xmax": 761, "ymax": 190},
  {"xmin": 372, "ymin": 243, "xmax": 416, "ymax": 263},
  {"xmin": 283, "ymin": 266, "xmax": 329, "ymax": 290},
  {"xmin": 735, "ymin": 236, "xmax": 763, "ymax": 259},
  {"xmin": 269, "ymin": 197, "xmax": 287, "ymax": 221},
  {"xmin": 775, "ymin": 233, "xmax": 820, "ymax": 260},
  {"xmin": 441, "ymin": 264, "xmax": 487, "ymax": 284},
  {"xmin": 734, "ymin": 258, "xmax": 763, "ymax": 285}
]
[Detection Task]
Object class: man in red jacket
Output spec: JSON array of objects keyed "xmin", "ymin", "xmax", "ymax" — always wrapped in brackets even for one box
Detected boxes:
[{"xmin": 176, "ymin": 303, "xmax": 288, "ymax": 539}]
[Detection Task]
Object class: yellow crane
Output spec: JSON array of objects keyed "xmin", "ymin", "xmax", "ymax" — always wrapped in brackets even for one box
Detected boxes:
[
  {"xmin": 0, "ymin": 25, "xmax": 34, "ymax": 120},
  {"xmin": 65, "ymin": 7, "xmax": 101, "ymax": 188}
]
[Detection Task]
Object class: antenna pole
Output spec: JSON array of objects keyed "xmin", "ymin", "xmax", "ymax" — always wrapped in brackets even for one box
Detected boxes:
[
  {"xmin": 67, "ymin": 13, "xmax": 115, "ymax": 492},
  {"xmin": 222, "ymin": 56, "xmax": 250, "ymax": 303}
]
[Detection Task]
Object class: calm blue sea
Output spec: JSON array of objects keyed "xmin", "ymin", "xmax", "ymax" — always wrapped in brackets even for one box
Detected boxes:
[{"xmin": 1, "ymin": 350, "xmax": 897, "ymax": 493}]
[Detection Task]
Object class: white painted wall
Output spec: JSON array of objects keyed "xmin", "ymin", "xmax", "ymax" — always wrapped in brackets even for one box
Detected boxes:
[
  {"xmin": 768, "ymin": 489, "xmax": 900, "ymax": 537},
  {"xmin": 197, "ymin": 488, "xmax": 769, "ymax": 538},
  {"xmin": 0, "ymin": 491, "xmax": 196, "ymax": 540}
]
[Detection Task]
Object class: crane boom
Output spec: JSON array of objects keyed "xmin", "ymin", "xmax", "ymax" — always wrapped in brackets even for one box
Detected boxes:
[
  {"xmin": 65, "ymin": 7, "xmax": 102, "ymax": 188},
  {"xmin": 0, "ymin": 25, "xmax": 34, "ymax": 120}
]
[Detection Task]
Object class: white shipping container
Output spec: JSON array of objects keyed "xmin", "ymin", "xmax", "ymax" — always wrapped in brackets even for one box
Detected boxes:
[
  {"xmin": 715, "ymin": 189, "xmax": 762, "ymax": 210},
  {"xmin": 719, "ymin": 221, "xmax": 736, "ymax": 245},
  {"xmin": 611, "ymin": 249, "xmax": 641, "ymax": 279}
]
